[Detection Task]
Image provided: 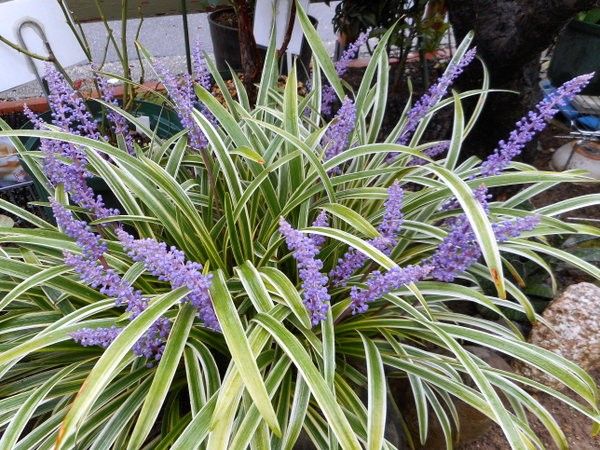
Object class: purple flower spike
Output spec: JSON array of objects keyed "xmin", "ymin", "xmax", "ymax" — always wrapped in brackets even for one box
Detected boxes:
[
  {"xmin": 279, "ymin": 218, "xmax": 330, "ymax": 326},
  {"xmin": 323, "ymin": 97, "xmax": 356, "ymax": 173},
  {"xmin": 350, "ymin": 265, "xmax": 432, "ymax": 314},
  {"xmin": 64, "ymin": 250, "xmax": 166, "ymax": 359},
  {"xmin": 95, "ymin": 74, "xmax": 135, "ymax": 154},
  {"xmin": 335, "ymin": 30, "xmax": 371, "ymax": 76},
  {"xmin": 310, "ymin": 210, "xmax": 329, "ymax": 248},
  {"xmin": 427, "ymin": 185, "xmax": 540, "ymax": 282},
  {"xmin": 154, "ymin": 59, "xmax": 208, "ymax": 150},
  {"xmin": 132, "ymin": 317, "xmax": 172, "ymax": 362},
  {"xmin": 330, "ymin": 182, "xmax": 404, "ymax": 286},
  {"xmin": 51, "ymin": 200, "xmax": 107, "ymax": 260},
  {"xmin": 45, "ymin": 65, "xmax": 101, "ymax": 141},
  {"xmin": 54, "ymin": 204, "xmax": 166, "ymax": 360},
  {"xmin": 24, "ymin": 107, "xmax": 117, "ymax": 220},
  {"xmin": 379, "ymin": 182, "xmax": 404, "ymax": 239},
  {"xmin": 193, "ymin": 40, "xmax": 212, "ymax": 91},
  {"xmin": 480, "ymin": 73, "xmax": 594, "ymax": 177},
  {"xmin": 321, "ymin": 85, "xmax": 338, "ymax": 118},
  {"xmin": 492, "ymin": 215, "xmax": 541, "ymax": 241},
  {"xmin": 426, "ymin": 215, "xmax": 482, "ymax": 282},
  {"xmin": 321, "ymin": 30, "xmax": 370, "ymax": 116},
  {"xmin": 388, "ymin": 48, "xmax": 477, "ymax": 162},
  {"xmin": 71, "ymin": 326, "xmax": 122, "ymax": 348},
  {"xmin": 116, "ymin": 229, "xmax": 219, "ymax": 331},
  {"xmin": 408, "ymin": 141, "xmax": 450, "ymax": 166}
]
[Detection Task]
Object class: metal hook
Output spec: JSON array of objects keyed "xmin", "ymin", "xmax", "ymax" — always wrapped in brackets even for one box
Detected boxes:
[{"xmin": 15, "ymin": 19, "xmax": 56, "ymax": 97}]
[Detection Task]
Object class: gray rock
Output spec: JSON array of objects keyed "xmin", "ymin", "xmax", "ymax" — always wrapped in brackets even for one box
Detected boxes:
[{"xmin": 514, "ymin": 282, "xmax": 600, "ymax": 389}]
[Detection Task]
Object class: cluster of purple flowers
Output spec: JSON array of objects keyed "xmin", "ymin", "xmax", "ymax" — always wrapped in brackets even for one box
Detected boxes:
[
  {"xmin": 350, "ymin": 265, "xmax": 432, "ymax": 314},
  {"xmin": 24, "ymin": 68, "xmax": 117, "ymax": 220},
  {"xmin": 154, "ymin": 42, "xmax": 216, "ymax": 151},
  {"xmin": 45, "ymin": 66, "xmax": 101, "ymax": 140},
  {"xmin": 480, "ymin": 73, "xmax": 594, "ymax": 176},
  {"xmin": 387, "ymin": 48, "xmax": 476, "ymax": 163},
  {"xmin": 52, "ymin": 200, "xmax": 171, "ymax": 360},
  {"xmin": 335, "ymin": 30, "xmax": 371, "ymax": 75},
  {"xmin": 154, "ymin": 58, "xmax": 208, "ymax": 150},
  {"xmin": 408, "ymin": 141, "xmax": 450, "ymax": 166},
  {"xmin": 52, "ymin": 200, "xmax": 107, "ymax": 260},
  {"xmin": 321, "ymin": 30, "xmax": 370, "ymax": 117},
  {"xmin": 279, "ymin": 217, "xmax": 330, "ymax": 326},
  {"xmin": 71, "ymin": 326, "xmax": 122, "ymax": 349},
  {"xmin": 192, "ymin": 40, "xmax": 212, "ymax": 92},
  {"xmin": 330, "ymin": 182, "xmax": 404, "ymax": 286},
  {"xmin": 426, "ymin": 186, "xmax": 540, "ymax": 282},
  {"xmin": 310, "ymin": 210, "xmax": 330, "ymax": 248},
  {"xmin": 95, "ymin": 73, "xmax": 135, "ymax": 154},
  {"xmin": 322, "ymin": 97, "xmax": 356, "ymax": 173},
  {"xmin": 116, "ymin": 229, "xmax": 219, "ymax": 331}
]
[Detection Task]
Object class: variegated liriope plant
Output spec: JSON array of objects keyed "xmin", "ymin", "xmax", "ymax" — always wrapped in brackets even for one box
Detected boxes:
[{"xmin": 0, "ymin": 6, "xmax": 599, "ymax": 450}]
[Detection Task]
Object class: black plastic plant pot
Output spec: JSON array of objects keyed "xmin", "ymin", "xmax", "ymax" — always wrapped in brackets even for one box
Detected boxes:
[
  {"xmin": 549, "ymin": 19, "xmax": 600, "ymax": 95},
  {"xmin": 208, "ymin": 8, "xmax": 243, "ymax": 74},
  {"xmin": 19, "ymin": 100, "xmax": 183, "ymax": 219},
  {"xmin": 208, "ymin": 7, "xmax": 317, "ymax": 81}
]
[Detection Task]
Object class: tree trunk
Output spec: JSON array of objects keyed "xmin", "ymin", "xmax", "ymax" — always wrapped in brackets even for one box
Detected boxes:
[
  {"xmin": 446, "ymin": 0, "xmax": 599, "ymax": 160},
  {"xmin": 233, "ymin": 0, "xmax": 262, "ymax": 103}
]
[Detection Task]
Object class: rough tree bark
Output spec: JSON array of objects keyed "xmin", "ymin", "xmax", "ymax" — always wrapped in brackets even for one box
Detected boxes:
[{"xmin": 446, "ymin": 0, "xmax": 599, "ymax": 160}]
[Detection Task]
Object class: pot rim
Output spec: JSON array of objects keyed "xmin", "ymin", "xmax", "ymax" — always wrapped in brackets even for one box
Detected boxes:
[{"xmin": 208, "ymin": 7, "xmax": 238, "ymax": 32}]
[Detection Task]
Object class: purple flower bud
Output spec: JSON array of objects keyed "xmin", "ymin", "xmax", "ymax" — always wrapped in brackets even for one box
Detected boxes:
[
  {"xmin": 279, "ymin": 217, "xmax": 330, "ymax": 326},
  {"xmin": 350, "ymin": 264, "xmax": 432, "ymax": 314},
  {"xmin": 480, "ymin": 73, "xmax": 594, "ymax": 176}
]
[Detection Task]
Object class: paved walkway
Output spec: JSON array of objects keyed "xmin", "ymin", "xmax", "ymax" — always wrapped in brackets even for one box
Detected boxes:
[{"xmin": 0, "ymin": 2, "xmax": 340, "ymax": 100}]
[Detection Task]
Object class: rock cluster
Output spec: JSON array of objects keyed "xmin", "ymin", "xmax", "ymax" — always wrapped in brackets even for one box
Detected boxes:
[{"xmin": 514, "ymin": 282, "xmax": 600, "ymax": 389}]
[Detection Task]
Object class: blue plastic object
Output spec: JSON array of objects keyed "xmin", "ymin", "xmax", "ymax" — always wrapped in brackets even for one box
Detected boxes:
[{"xmin": 540, "ymin": 79, "xmax": 600, "ymax": 131}]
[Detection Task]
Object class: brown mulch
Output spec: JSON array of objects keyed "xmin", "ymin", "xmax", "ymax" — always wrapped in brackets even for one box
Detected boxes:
[
  {"xmin": 461, "ymin": 125, "xmax": 599, "ymax": 450},
  {"xmin": 461, "ymin": 370, "xmax": 600, "ymax": 450}
]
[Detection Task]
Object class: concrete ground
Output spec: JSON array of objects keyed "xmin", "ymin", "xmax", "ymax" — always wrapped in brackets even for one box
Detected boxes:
[{"xmin": 0, "ymin": 2, "xmax": 340, "ymax": 100}]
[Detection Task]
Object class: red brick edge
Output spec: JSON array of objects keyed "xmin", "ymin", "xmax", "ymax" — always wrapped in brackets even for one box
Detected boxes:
[{"xmin": 0, "ymin": 81, "xmax": 166, "ymax": 115}]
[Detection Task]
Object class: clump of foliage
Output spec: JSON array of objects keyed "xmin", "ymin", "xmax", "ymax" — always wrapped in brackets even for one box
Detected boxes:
[
  {"xmin": 0, "ymin": 7, "xmax": 599, "ymax": 449},
  {"xmin": 332, "ymin": 0, "xmax": 448, "ymax": 67}
]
